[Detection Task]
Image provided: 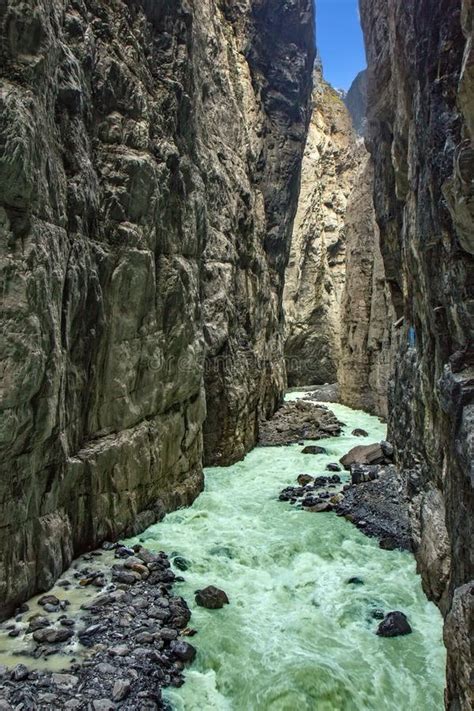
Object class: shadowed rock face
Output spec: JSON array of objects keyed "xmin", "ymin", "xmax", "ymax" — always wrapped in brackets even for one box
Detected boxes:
[
  {"xmin": 0, "ymin": 0, "xmax": 314, "ymax": 618},
  {"xmin": 360, "ymin": 0, "xmax": 474, "ymax": 706},
  {"xmin": 338, "ymin": 156, "xmax": 395, "ymax": 419}
]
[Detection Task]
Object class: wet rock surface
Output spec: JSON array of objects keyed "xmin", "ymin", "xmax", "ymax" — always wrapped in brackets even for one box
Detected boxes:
[
  {"xmin": 0, "ymin": 545, "xmax": 197, "ymax": 709},
  {"xmin": 195, "ymin": 587, "xmax": 229, "ymax": 610},
  {"xmin": 258, "ymin": 400, "xmax": 343, "ymax": 446},
  {"xmin": 335, "ymin": 466, "xmax": 412, "ymax": 551},
  {"xmin": 376, "ymin": 611, "xmax": 412, "ymax": 638}
]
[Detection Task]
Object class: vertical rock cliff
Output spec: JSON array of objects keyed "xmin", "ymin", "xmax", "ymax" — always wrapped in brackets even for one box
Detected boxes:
[
  {"xmin": 0, "ymin": 0, "xmax": 314, "ymax": 618},
  {"xmin": 360, "ymin": 0, "xmax": 474, "ymax": 706},
  {"xmin": 283, "ymin": 63, "xmax": 358, "ymax": 386},
  {"xmin": 338, "ymin": 155, "xmax": 395, "ymax": 419},
  {"xmin": 284, "ymin": 65, "xmax": 394, "ymax": 418}
]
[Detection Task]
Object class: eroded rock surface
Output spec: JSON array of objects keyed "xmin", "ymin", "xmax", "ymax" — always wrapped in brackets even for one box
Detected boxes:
[
  {"xmin": 360, "ymin": 0, "xmax": 474, "ymax": 706},
  {"xmin": 0, "ymin": 0, "xmax": 315, "ymax": 617}
]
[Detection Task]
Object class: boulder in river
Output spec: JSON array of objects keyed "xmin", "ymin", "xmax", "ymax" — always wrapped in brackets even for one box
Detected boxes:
[
  {"xmin": 376, "ymin": 611, "xmax": 412, "ymax": 637},
  {"xmin": 297, "ymin": 474, "xmax": 314, "ymax": 486},
  {"xmin": 340, "ymin": 442, "xmax": 393, "ymax": 470},
  {"xmin": 32, "ymin": 627, "xmax": 74, "ymax": 644},
  {"xmin": 301, "ymin": 445, "xmax": 327, "ymax": 455},
  {"xmin": 195, "ymin": 586, "xmax": 229, "ymax": 609},
  {"xmin": 326, "ymin": 463, "xmax": 341, "ymax": 472},
  {"xmin": 352, "ymin": 428, "xmax": 369, "ymax": 437}
]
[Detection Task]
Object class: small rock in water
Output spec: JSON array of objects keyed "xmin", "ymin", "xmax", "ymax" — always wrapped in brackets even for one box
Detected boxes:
[
  {"xmin": 352, "ymin": 428, "xmax": 369, "ymax": 437},
  {"xmin": 376, "ymin": 611, "xmax": 412, "ymax": 637},
  {"xmin": 371, "ymin": 609, "xmax": 385, "ymax": 620},
  {"xmin": 301, "ymin": 445, "xmax": 327, "ymax": 455},
  {"xmin": 33, "ymin": 627, "xmax": 74, "ymax": 644},
  {"xmin": 347, "ymin": 577, "xmax": 364, "ymax": 585},
  {"xmin": 326, "ymin": 463, "xmax": 341, "ymax": 472},
  {"xmin": 297, "ymin": 474, "xmax": 314, "ymax": 486},
  {"xmin": 195, "ymin": 585, "xmax": 229, "ymax": 609},
  {"xmin": 38, "ymin": 594, "xmax": 61, "ymax": 608},
  {"xmin": 169, "ymin": 640, "xmax": 197, "ymax": 663}
]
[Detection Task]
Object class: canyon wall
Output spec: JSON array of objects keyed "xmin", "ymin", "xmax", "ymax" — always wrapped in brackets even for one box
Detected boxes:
[
  {"xmin": 284, "ymin": 66, "xmax": 394, "ymax": 418},
  {"xmin": 360, "ymin": 0, "xmax": 474, "ymax": 707},
  {"xmin": 0, "ymin": 0, "xmax": 314, "ymax": 618},
  {"xmin": 338, "ymin": 156, "xmax": 395, "ymax": 419},
  {"xmin": 283, "ymin": 64, "xmax": 358, "ymax": 386}
]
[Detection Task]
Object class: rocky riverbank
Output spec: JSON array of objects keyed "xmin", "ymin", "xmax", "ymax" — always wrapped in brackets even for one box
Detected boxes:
[
  {"xmin": 0, "ymin": 544, "xmax": 196, "ymax": 710},
  {"xmin": 278, "ymin": 432, "xmax": 412, "ymax": 551},
  {"xmin": 258, "ymin": 399, "xmax": 343, "ymax": 446}
]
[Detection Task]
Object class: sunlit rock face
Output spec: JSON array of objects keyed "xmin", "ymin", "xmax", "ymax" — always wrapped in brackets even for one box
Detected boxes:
[
  {"xmin": 284, "ymin": 66, "xmax": 394, "ymax": 418},
  {"xmin": 0, "ymin": 0, "xmax": 314, "ymax": 618},
  {"xmin": 360, "ymin": 0, "xmax": 474, "ymax": 706},
  {"xmin": 283, "ymin": 64, "xmax": 359, "ymax": 387},
  {"xmin": 344, "ymin": 69, "xmax": 368, "ymax": 137}
]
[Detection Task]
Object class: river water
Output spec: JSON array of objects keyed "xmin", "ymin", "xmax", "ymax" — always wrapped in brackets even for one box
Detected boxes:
[{"xmin": 127, "ymin": 395, "xmax": 446, "ymax": 711}]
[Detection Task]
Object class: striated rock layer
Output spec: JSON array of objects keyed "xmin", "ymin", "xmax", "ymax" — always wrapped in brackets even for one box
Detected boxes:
[
  {"xmin": 360, "ymin": 0, "xmax": 474, "ymax": 707},
  {"xmin": 283, "ymin": 63, "xmax": 359, "ymax": 386},
  {"xmin": 0, "ymin": 0, "xmax": 314, "ymax": 618}
]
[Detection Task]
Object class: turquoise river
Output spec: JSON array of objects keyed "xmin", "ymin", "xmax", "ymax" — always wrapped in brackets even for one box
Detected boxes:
[{"xmin": 127, "ymin": 394, "xmax": 446, "ymax": 711}]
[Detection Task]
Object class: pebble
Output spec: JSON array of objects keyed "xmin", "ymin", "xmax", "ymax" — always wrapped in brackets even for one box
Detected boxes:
[
  {"xmin": 11, "ymin": 664, "xmax": 29, "ymax": 681},
  {"xmin": 93, "ymin": 700, "xmax": 115, "ymax": 711},
  {"xmin": 109, "ymin": 644, "xmax": 130, "ymax": 657},
  {"xmin": 112, "ymin": 679, "xmax": 131, "ymax": 701}
]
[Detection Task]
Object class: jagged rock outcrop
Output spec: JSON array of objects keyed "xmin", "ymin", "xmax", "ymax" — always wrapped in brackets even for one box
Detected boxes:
[
  {"xmin": 338, "ymin": 156, "xmax": 395, "ymax": 418},
  {"xmin": 283, "ymin": 64, "xmax": 358, "ymax": 386},
  {"xmin": 360, "ymin": 0, "xmax": 474, "ymax": 707},
  {"xmin": 0, "ymin": 0, "xmax": 314, "ymax": 619},
  {"xmin": 344, "ymin": 69, "xmax": 368, "ymax": 136}
]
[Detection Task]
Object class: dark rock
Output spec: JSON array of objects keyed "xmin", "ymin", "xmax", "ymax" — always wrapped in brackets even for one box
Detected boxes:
[
  {"xmin": 376, "ymin": 611, "xmax": 412, "ymax": 637},
  {"xmin": 38, "ymin": 595, "xmax": 61, "ymax": 608},
  {"xmin": 305, "ymin": 501, "xmax": 333, "ymax": 513},
  {"xmin": 173, "ymin": 557, "xmax": 190, "ymax": 571},
  {"xmin": 33, "ymin": 627, "xmax": 74, "ymax": 644},
  {"xmin": 347, "ymin": 577, "xmax": 364, "ymax": 585},
  {"xmin": 352, "ymin": 428, "xmax": 369, "ymax": 437},
  {"xmin": 195, "ymin": 586, "xmax": 230, "ymax": 609},
  {"xmin": 301, "ymin": 445, "xmax": 327, "ymax": 455},
  {"xmin": 326, "ymin": 463, "xmax": 341, "ymax": 472},
  {"xmin": 11, "ymin": 664, "xmax": 29, "ymax": 681},
  {"xmin": 350, "ymin": 464, "xmax": 381, "ymax": 484},
  {"xmin": 112, "ymin": 679, "xmax": 131, "ymax": 702},
  {"xmin": 379, "ymin": 537, "xmax": 398, "ymax": 550},
  {"xmin": 297, "ymin": 474, "xmax": 314, "ymax": 486},
  {"xmin": 169, "ymin": 640, "xmax": 197, "ymax": 663}
]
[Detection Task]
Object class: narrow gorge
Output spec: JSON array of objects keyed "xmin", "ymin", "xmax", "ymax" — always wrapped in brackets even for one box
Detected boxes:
[{"xmin": 0, "ymin": 1, "xmax": 472, "ymax": 710}]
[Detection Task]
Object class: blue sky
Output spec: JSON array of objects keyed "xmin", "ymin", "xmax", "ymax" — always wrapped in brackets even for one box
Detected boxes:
[{"xmin": 316, "ymin": 0, "xmax": 367, "ymax": 91}]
